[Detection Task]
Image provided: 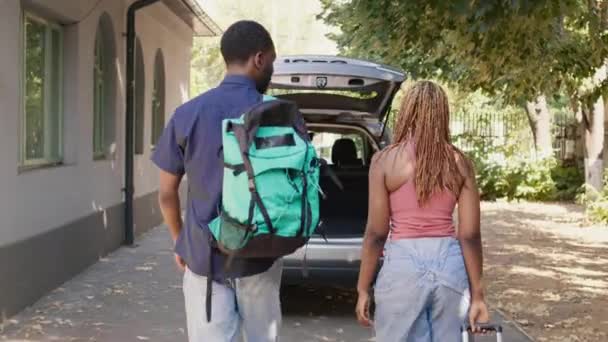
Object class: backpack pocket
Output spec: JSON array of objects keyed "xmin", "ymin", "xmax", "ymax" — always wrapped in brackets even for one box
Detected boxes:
[{"xmin": 208, "ymin": 210, "xmax": 255, "ymax": 253}]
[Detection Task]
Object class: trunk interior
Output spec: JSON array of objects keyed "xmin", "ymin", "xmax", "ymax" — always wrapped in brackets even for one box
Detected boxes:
[
  {"xmin": 307, "ymin": 123, "xmax": 376, "ymax": 238},
  {"xmin": 318, "ymin": 166, "xmax": 369, "ymax": 237}
]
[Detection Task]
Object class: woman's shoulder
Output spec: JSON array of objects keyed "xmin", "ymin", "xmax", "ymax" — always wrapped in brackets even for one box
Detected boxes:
[
  {"xmin": 373, "ymin": 143, "xmax": 409, "ymax": 162},
  {"xmin": 369, "ymin": 147, "xmax": 389, "ymax": 175},
  {"xmin": 451, "ymin": 146, "xmax": 475, "ymax": 179},
  {"xmin": 371, "ymin": 143, "xmax": 414, "ymax": 178}
]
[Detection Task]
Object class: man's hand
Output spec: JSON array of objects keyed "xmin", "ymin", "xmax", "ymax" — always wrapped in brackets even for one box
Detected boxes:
[
  {"xmin": 355, "ymin": 290, "xmax": 373, "ymax": 327},
  {"xmin": 174, "ymin": 253, "xmax": 186, "ymax": 272}
]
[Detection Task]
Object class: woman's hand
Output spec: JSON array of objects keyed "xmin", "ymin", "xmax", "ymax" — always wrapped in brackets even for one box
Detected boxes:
[
  {"xmin": 355, "ymin": 290, "xmax": 373, "ymax": 327},
  {"xmin": 468, "ymin": 296, "xmax": 490, "ymax": 333}
]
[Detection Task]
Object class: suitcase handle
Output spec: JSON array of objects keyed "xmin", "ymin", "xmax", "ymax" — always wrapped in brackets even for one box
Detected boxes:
[
  {"xmin": 461, "ymin": 323, "xmax": 503, "ymax": 342},
  {"xmin": 461, "ymin": 323, "xmax": 502, "ymax": 333}
]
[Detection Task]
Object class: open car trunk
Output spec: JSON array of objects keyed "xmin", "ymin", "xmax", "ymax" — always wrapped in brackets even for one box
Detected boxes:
[
  {"xmin": 305, "ymin": 123, "xmax": 377, "ymax": 238},
  {"xmin": 318, "ymin": 166, "xmax": 369, "ymax": 237},
  {"xmin": 268, "ymin": 56, "xmax": 405, "ymax": 238}
]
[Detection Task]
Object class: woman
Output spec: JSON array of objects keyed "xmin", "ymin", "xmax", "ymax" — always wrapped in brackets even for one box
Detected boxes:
[{"xmin": 356, "ymin": 81, "xmax": 489, "ymax": 341}]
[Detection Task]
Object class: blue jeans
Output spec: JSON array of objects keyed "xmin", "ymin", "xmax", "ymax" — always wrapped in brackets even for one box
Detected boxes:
[
  {"xmin": 374, "ymin": 238, "xmax": 470, "ymax": 342},
  {"xmin": 183, "ymin": 260, "xmax": 283, "ymax": 342}
]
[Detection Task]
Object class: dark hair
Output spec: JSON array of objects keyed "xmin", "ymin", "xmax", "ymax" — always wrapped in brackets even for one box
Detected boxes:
[{"xmin": 220, "ymin": 20, "xmax": 274, "ymax": 65}]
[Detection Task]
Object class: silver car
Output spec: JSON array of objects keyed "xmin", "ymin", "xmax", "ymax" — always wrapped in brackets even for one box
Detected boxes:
[{"xmin": 268, "ymin": 55, "xmax": 406, "ymax": 287}]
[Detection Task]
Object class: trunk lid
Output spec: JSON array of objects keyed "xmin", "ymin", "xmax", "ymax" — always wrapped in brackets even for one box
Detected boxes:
[{"xmin": 269, "ymin": 55, "xmax": 406, "ymax": 122}]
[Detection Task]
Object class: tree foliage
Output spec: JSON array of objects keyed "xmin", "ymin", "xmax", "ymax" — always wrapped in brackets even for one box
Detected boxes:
[
  {"xmin": 191, "ymin": 0, "xmax": 337, "ymax": 95},
  {"xmin": 319, "ymin": 0, "xmax": 608, "ymax": 104},
  {"xmin": 190, "ymin": 38, "xmax": 224, "ymax": 96},
  {"xmin": 320, "ymin": 0, "xmax": 608, "ymax": 192}
]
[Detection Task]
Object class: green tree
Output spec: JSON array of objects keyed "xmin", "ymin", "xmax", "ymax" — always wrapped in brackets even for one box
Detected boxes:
[
  {"xmin": 190, "ymin": 37, "xmax": 224, "ymax": 96},
  {"xmin": 319, "ymin": 0, "xmax": 608, "ymax": 189},
  {"xmin": 191, "ymin": 0, "xmax": 337, "ymax": 95}
]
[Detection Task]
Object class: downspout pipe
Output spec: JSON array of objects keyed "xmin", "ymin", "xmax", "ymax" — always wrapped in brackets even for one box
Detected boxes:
[{"xmin": 125, "ymin": 0, "xmax": 160, "ymax": 245}]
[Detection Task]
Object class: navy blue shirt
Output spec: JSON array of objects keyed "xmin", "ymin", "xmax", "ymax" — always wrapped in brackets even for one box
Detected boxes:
[{"xmin": 152, "ymin": 75, "xmax": 275, "ymax": 279}]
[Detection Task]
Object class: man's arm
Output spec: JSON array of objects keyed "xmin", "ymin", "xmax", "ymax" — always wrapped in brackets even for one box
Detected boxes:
[
  {"xmin": 159, "ymin": 169, "xmax": 186, "ymax": 271},
  {"xmin": 151, "ymin": 115, "xmax": 187, "ymax": 271},
  {"xmin": 158, "ymin": 169, "xmax": 183, "ymax": 244}
]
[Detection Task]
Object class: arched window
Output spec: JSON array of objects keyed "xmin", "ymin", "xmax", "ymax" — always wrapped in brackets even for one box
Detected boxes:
[
  {"xmin": 151, "ymin": 49, "xmax": 165, "ymax": 147},
  {"xmin": 93, "ymin": 13, "xmax": 116, "ymax": 159},
  {"xmin": 134, "ymin": 36, "xmax": 145, "ymax": 155}
]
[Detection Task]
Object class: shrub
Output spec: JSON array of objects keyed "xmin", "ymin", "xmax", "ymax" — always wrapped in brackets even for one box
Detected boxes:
[
  {"xmin": 456, "ymin": 135, "xmax": 505, "ymax": 201},
  {"xmin": 506, "ymin": 157, "xmax": 558, "ymax": 201},
  {"xmin": 456, "ymin": 134, "xmax": 584, "ymax": 202},
  {"xmin": 551, "ymin": 163, "xmax": 585, "ymax": 201},
  {"xmin": 577, "ymin": 172, "xmax": 608, "ymax": 224}
]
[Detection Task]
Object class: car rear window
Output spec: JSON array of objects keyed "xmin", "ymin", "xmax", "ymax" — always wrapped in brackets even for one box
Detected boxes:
[{"xmin": 309, "ymin": 128, "xmax": 370, "ymax": 166}]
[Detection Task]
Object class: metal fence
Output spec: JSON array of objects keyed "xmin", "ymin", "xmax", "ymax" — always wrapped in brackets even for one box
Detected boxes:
[
  {"xmin": 552, "ymin": 112, "xmax": 580, "ymax": 161},
  {"xmin": 449, "ymin": 108, "xmax": 579, "ymax": 162},
  {"xmin": 449, "ymin": 109, "xmax": 531, "ymax": 155}
]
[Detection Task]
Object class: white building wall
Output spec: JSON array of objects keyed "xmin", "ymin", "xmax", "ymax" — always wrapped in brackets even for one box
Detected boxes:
[
  {"xmin": 0, "ymin": 0, "xmax": 23, "ymax": 247},
  {"xmin": 0, "ymin": 0, "xmax": 193, "ymax": 247},
  {"xmin": 134, "ymin": 2, "xmax": 193, "ymax": 198}
]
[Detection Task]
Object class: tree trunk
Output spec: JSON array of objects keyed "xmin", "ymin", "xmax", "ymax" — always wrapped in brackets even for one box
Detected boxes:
[
  {"xmin": 606, "ymin": 97, "xmax": 608, "ymax": 171},
  {"xmin": 582, "ymin": 95, "xmax": 606, "ymax": 191},
  {"xmin": 525, "ymin": 95, "xmax": 553, "ymax": 159}
]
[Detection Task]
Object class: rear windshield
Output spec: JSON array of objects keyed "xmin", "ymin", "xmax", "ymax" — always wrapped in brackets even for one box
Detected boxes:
[
  {"xmin": 308, "ymin": 126, "xmax": 374, "ymax": 166},
  {"xmin": 267, "ymin": 80, "xmax": 393, "ymax": 116}
]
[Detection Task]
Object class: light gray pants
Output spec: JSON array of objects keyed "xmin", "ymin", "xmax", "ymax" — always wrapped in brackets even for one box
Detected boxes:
[
  {"xmin": 374, "ymin": 238, "xmax": 470, "ymax": 342},
  {"xmin": 183, "ymin": 260, "xmax": 283, "ymax": 342}
]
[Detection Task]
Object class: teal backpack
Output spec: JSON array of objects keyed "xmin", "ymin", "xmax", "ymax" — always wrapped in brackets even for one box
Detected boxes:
[{"xmin": 208, "ymin": 95, "xmax": 321, "ymax": 259}]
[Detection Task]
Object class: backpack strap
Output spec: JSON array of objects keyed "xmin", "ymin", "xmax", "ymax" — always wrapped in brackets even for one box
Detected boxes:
[
  {"xmin": 230, "ymin": 123, "xmax": 275, "ymax": 234},
  {"xmin": 297, "ymin": 144, "xmax": 310, "ymax": 237},
  {"xmin": 206, "ymin": 236, "xmax": 215, "ymax": 322}
]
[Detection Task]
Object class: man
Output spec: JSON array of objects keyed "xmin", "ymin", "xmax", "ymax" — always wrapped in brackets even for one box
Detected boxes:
[{"xmin": 152, "ymin": 21, "xmax": 280, "ymax": 342}]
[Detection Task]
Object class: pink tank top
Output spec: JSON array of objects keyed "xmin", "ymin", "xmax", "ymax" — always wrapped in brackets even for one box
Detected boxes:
[{"xmin": 389, "ymin": 143, "xmax": 457, "ymax": 240}]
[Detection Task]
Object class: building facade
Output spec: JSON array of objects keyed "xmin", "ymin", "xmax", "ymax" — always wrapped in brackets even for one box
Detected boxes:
[{"xmin": 0, "ymin": 0, "xmax": 219, "ymax": 319}]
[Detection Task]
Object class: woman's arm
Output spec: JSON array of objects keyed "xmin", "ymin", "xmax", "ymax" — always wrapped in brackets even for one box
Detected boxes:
[
  {"xmin": 456, "ymin": 157, "xmax": 489, "ymax": 329},
  {"xmin": 356, "ymin": 154, "xmax": 391, "ymax": 326}
]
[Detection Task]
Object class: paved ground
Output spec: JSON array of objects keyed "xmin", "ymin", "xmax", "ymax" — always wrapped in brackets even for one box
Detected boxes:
[
  {"xmin": 481, "ymin": 201, "xmax": 608, "ymax": 342},
  {"xmin": 1, "ymin": 226, "xmax": 532, "ymax": 342}
]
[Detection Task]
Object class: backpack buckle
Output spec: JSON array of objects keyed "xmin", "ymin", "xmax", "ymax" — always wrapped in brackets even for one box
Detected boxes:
[{"xmin": 248, "ymin": 179, "xmax": 256, "ymax": 192}]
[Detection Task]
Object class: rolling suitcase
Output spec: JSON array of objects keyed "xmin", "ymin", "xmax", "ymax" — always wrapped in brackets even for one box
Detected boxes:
[{"xmin": 461, "ymin": 323, "xmax": 503, "ymax": 342}]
